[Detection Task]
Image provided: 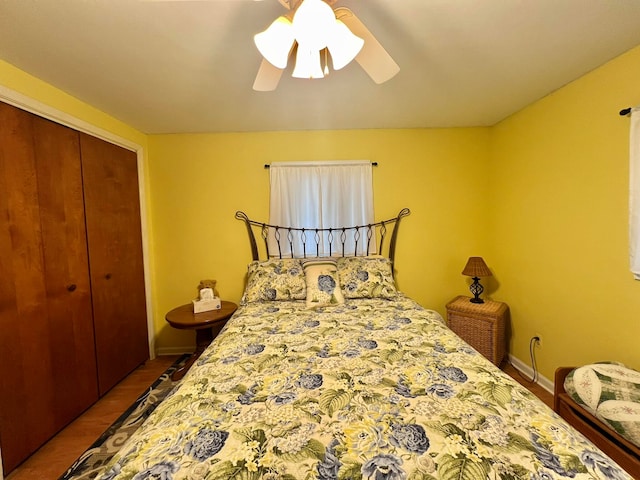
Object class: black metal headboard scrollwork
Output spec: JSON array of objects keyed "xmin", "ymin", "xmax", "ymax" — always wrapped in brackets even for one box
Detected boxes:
[{"xmin": 235, "ymin": 208, "xmax": 410, "ymax": 269}]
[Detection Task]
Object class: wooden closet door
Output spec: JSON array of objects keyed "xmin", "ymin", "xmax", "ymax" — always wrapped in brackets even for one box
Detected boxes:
[
  {"xmin": 0, "ymin": 103, "xmax": 98, "ymax": 473},
  {"xmin": 79, "ymin": 133, "xmax": 149, "ymax": 395}
]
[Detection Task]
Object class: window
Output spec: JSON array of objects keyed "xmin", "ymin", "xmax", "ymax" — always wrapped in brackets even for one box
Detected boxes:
[
  {"xmin": 269, "ymin": 160, "xmax": 374, "ymax": 257},
  {"xmin": 630, "ymin": 107, "xmax": 640, "ymax": 279}
]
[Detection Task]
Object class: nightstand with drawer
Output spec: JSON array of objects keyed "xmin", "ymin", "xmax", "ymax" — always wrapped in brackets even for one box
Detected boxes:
[{"xmin": 445, "ymin": 295, "xmax": 509, "ymax": 366}]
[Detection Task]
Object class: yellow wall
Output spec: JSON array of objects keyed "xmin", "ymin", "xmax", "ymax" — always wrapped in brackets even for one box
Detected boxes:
[
  {"xmin": 490, "ymin": 45, "xmax": 640, "ymax": 377},
  {"xmin": 0, "ymin": 59, "xmax": 146, "ymax": 147},
  {"xmin": 148, "ymin": 129, "xmax": 491, "ymax": 351}
]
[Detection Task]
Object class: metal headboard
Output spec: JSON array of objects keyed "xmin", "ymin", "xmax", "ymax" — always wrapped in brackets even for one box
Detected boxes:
[{"xmin": 235, "ymin": 208, "xmax": 410, "ymax": 268}]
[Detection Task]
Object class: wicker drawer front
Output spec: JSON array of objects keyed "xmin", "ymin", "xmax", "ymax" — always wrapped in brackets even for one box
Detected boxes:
[
  {"xmin": 445, "ymin": 296, "xmax": 508, "ymax": 366},
  {"xmin": 449, "ymin": 313, "xmax": 501, "ymax": 365}
]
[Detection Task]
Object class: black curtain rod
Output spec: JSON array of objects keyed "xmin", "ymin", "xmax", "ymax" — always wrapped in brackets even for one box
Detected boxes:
[
  {"xmin": 264, "ymin": 162, "xmax": 378, "ymax": 169},
  {"xmin": 620, "ymin": 107, "xmax": 632, "ymax": 116}
]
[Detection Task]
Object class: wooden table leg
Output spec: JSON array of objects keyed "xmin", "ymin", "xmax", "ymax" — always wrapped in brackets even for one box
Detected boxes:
[{"xmin": 171, "ymin": 327, "xmax": 214, "ymax": 381}]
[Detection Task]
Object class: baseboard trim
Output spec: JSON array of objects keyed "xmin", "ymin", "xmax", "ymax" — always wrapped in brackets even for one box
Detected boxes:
[{"xmin": 508, "ymin": 354, "xmax": 554, "ymax": 394}]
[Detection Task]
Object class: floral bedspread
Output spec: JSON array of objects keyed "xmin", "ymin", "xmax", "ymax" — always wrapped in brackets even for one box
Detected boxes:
[{"xmin": 99, "ymin": 295, "xmax": 630, "ymax": 480}]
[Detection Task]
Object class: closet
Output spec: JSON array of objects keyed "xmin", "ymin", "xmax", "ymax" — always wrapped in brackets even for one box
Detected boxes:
[{"xmin": 0, "ymin": 101, "xmax": 149, "ymax": 474}]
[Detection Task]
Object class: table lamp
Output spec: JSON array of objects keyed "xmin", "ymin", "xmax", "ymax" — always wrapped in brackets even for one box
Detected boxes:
[{"xmin": 462, "ymin": 256, "xmax": 492, "ymax": 303}]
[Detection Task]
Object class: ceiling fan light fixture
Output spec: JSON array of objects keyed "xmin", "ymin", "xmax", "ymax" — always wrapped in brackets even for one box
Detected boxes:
[
  {"xmin": 292, "ymin": 0, "xmax": 335, "ymax": 51},
  {"xmin": 326, "ymin": 20, "xmax": 364, "ymax": 70},
  {"xmin": 292, "ymin": 47, "xmax": 325, "ymax": 79},
  {"xmin": 254, "ymin": 16, "xmax": 294, "ymax": 69}
]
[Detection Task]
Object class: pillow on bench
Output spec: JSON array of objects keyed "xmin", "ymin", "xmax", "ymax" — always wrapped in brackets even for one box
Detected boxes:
[{"xmin": 564, "ymin": 362, "xmax": 640, "ymax": 449}]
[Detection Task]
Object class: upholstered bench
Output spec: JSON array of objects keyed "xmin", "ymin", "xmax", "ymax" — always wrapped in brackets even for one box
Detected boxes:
[{"xmin": 554, "ymin": 363, "xmax": 640, "ymax": 476}]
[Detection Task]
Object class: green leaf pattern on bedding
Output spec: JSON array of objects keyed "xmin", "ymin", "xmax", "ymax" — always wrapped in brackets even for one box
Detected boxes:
[
  {"xmin": 98, "ymin": 295, "xmax": 631, "ymax": 480},
  {"xmin": 243, "ymin": 259, "xmax": 306, "ymax": 303},
  {"xmin": 337, "ymin": 257, "xmax": 397, "ymax": 299}
]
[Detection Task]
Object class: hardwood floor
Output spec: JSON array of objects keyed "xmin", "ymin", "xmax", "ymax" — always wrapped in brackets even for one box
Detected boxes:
[
  {"xmin": 502, "ymin": 361, "xmax": 553, "ymax": 408},
  {"xmin": 4, "ymin": 356, "xmax": 551, "ymax": 480},
  {"xmin": 5, "ymin": 355, "xmax": 179, "ymax": 480}
]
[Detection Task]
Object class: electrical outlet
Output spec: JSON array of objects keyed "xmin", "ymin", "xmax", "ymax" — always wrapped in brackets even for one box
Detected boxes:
[{"xmin": 532, "ymin": 335, "xmax": 542, "ymax": 348}]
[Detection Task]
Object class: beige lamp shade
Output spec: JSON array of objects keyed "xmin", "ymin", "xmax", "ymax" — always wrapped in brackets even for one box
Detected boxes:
[{"xmin": 462, "ymin": 257, "xmax": 492, "ymax": 277}]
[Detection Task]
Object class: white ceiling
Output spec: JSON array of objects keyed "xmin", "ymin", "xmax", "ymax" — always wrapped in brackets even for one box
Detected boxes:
[{"xmin": 1, "ymin": 0, "xmax": 640, "ymax": 134}]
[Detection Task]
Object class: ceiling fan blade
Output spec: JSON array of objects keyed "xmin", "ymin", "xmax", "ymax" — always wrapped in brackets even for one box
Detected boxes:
[
  {"xmin": 253, "ymin": 58, "xmax": 285, "ymax": 91},
  {"xmin": 335, "ymin": 7, "xmax": 399, "ymax": 84}
]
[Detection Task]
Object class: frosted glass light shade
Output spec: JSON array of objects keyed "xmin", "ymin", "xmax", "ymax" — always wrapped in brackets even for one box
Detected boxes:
[
  {"xmin": 254, "ymin": 16, "xmax": 295, "ymax": 69},
  {"xmin": 254, "ymin": 0, "xmax": 364, "ymax": 80},
  {"xmin": 292, "ymin": 47, "xmax": 325, "ymax": 79},
  {"xmin": 327, "ymin": 20, "xmax": 364, "ymax": 70},
  {"xmin": 292, "ymin": 0, "xmax": 335, "ymax": 51}
]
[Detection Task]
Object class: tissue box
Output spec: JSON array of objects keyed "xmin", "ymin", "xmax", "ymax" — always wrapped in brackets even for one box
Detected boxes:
[{"xmin": 192, "ymin": 297, "xmax": 221, "ymax": 313}]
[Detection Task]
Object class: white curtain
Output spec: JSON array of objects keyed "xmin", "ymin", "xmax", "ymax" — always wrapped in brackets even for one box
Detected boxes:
[
  {"xmin": 630, "ymin": 107, "xmax": 640, "ymax": 279},
  {"xmin": 269, "ymin": 160, "xmax": 374, "ymax": 257}
]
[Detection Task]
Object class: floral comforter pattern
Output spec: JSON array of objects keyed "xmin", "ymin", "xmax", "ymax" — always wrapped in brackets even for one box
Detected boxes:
[{"xmin": 99, "ymin": 295, "xmax": 630, "ymax": 480}]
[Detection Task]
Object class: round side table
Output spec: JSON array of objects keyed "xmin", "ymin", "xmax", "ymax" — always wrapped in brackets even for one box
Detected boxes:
[{"xmin": 165, "ymin": 300, "xmax": 237, "ymax": 380}]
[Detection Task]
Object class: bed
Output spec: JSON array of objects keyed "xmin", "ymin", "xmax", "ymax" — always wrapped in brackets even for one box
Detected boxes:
[
  {"xmin": 554, "ymin": 366, "xmax": 640, "ymax": 476},
  {"xmin": 97, "ymin": 209, "xmax": 632, "ymax": 480}
]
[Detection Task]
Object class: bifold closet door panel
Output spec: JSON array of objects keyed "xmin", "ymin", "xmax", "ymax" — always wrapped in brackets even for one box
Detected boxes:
[
  {"xmin": 79, "ymin": 133, "xmax": 149, "ymax": 396},
  {"xmin": 0, "ymin": 103, "xmax": 99, "ymax": 473}
]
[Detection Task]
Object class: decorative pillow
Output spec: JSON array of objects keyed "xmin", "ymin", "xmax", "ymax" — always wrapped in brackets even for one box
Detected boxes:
[
  {"xmin": 337, "ymin": 256, "xmax": 397, "ymax": 299},
  {"xmin": 243, "ymin": 259, "xmax": 306, "ymax": 303},
  {"xmin": 564, "ymin": 362, "xmax": 640, "ymax": 448},
  {"xmin": 303, "ymin": 259, "xmax": 345, "ymax": 308}
]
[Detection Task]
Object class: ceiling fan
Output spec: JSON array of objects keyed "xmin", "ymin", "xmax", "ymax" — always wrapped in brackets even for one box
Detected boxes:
[
  {"xmin": 142, "ymin": 0, "xmax": 399, "ymax": 91},
  {"xmin": 252, "ymin": 0, "xmax": 399, "ymax": 91}
]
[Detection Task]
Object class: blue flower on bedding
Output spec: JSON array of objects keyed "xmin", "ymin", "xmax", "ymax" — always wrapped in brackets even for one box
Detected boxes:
[
  {"xmin": 221, "ymin": 355, "xmax": 239, "ymax": 364},
  {"xmin": 438, "ymin": 366, "xmax": 468, "ymax": 383},
  {"xmin": 318, "ymin": 274, "xmax": 336, "ymax": 293},
  {"xmin": 264, "ymin": 288, "xmax": 277, "ymax": 301},
  {"xmin": 100, "ymin": 463, "xmax": 122, "ymax": 480},
  {"xmin": 389, "ymin": 423, "xmax": 430, "ymax": 454},
  {"xmin": 345, "ymin": 281, "xmax": 358, "ymax": 292},
  {"xmin": 272, "ymin": 392, "xmax": 297, "ymax": 405},
  {"xmin": 342, "ymin": 348, "xmax": 361, "ymax": 358},
  {"xmin": 358, "ymin": 339, "xmax": 378, "ymax": 349},
  {"xmin": 395, "ymin": 317, "xmax": 411, "ymax": 324},
  {"xmin": 317, "ymin": 439, "xmax": 341, "ymax": 479},
  {"xmin": 531, "ymin": 471, "xmax": 554, "ymax": 480},
  {"xmin": 184, "ymin": 428, "xmax": 229, "ymax": 462},
  {"xmin": 426, "ymin": 383, "xmax": 455, "ymax": 399},
  {"xmin": 361, "ymin": 454, "xmax": 406, "ymax": 480},
  {"xmin": 265, "ymin": 306, "xmax": 280, "ymax": 313},
  {"xmin": 304, "ymin": 319, "xmax": 320, "ymax": 328},
  {"xmin": 245, "ymin": 344, "xmax": 265, "ymax": 355},
  {"xmin": 356, "ymin": 270, "xmax": 369, "ymax": 281},
  {"xmin": 395, "ymin": 377, "xmax": 416, "ymax": 398},
  {"xmin": 297, "ymin": 373, "xmax": 323, "ymax": 389},
  {"xmin": 581, "ymin": 451, "xmax": 627, "ymax": 480},
  {"xmin": 238, "ymin": 384, "xmax": 258, "ymax": 404},
  {"xmin": 132, "ymin": 461, "xmax": 179, "ymax": 480},
  {"xmin": 289, "ymin": 265, "xmax": 302, "ymax": 276},
  {"xmin": 317, "ymin": 345, "xmax": 330, "ymax": 358},
  {"xmin": 531, "ymin": 432, "xmax": 578, "ymax": 478}
]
